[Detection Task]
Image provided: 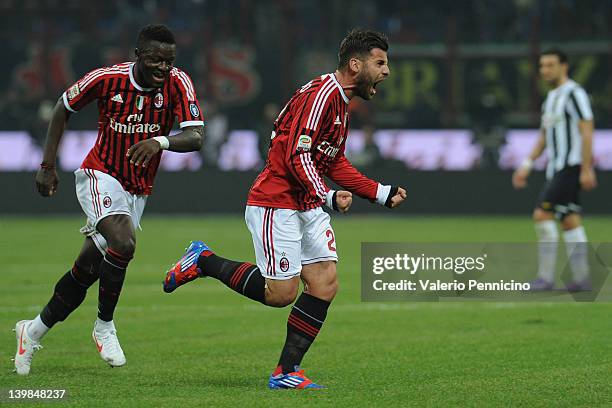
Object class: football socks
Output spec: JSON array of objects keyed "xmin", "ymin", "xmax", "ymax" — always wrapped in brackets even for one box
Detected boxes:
[
  {"xmin": 563, "ymin": 226, "xmax": 590, "ymax": 282},
  {"xmin": 97, "ymin": 248, "xmax": 132, "ymax": 322},
  {"xmin": 39, "ymin": 265, "xmax": 95, "ymax": 328},
  {"xmin": 27, "ymin": 315, "xmax": 50, "ymax": 342},
  {"xmin": 198, "ymin": 253, "xmax": 266, "ymax": 304},
  {"xmin": 535, "ymin": 220, "xmax": 558, "ymax": 282},
  {"xmin": 278, "ymin": 293, "xmax": 330, "ymax": 374}
]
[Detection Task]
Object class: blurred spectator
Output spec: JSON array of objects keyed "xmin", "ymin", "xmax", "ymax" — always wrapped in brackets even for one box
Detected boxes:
[
  {"xmin": 200, "ymin": 101, "xmax": 228, "ymax": 169},
  {"xmin": 256, "ymin": 102, "xmax": 280, "ymax": 166},
  {"xmin": 470, "ymin": 89, "xmax": 506, "ymax": 169},
  {"xmin": 347, "ymin": 125, "xmax": 383, "ymax": 168},
  {"xmin": 0, "ymin": 0, "xmax": 611, "ymax": 134}
]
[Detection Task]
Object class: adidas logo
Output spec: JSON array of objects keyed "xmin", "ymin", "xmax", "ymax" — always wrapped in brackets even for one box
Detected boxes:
[
  {"xmin": 111, "ymin": 94, "xmax": 123, "ymax": 103},
  {"xmin": 333, "ymin": 115, "xmax": 342, "ymax": 125}
]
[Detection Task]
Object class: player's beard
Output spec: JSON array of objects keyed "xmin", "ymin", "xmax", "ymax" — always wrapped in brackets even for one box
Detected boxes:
[{"xmin": 354, "ymin": 72, "xmax": 376, "ymax": 100}]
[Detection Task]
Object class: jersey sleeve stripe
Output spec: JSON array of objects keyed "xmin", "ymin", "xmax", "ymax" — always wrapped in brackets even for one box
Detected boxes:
[
  {"xmin": 300, "ymin": 154, "xmax": 325, "ymax": 199},
  {"xmin": 306, "ymin": 156, "xmax": 328, "ymax": 199},
  {"xmin": 179, "ymin": 120, "xmax": 205, "ymax": 128},
  {"xmin": 79, "ymin": 68, "xmax": 104, "ymax": 83},
  {"xmin": 329, "ymin": 74, "xmax": 349, "ymax": 103},
  {"xmin": 62, "ymin": 92, "xmax": 77, "ymax": 112},
  {"xmin": 79, "ymin": 67, "xmax": 106, "ymax": 84},
  {"xmin": 305, "ymin": 77, "xmax": 331, "ymax": 128},
  {"xmin": 172, "ymin": 82, "xmax": 188, "ymax": 121},
  {"xmin": 78, "ymin": 64, "xmax": 130, "ymax": 84},
  {"xmin": 176, "ymin": 71, "xmax": 195, "ymax": 100},
  {"xmin": 79, "ymin": 67, "xmax": 128, "ymax": 88},
  {"xmin": 310, "ymin": 85, "xmax": 337, "ymax": 131},
  {"xmin": 173, "ymin": 69, "xmax": 195, "ymax": 101},
  {"xmin": 80, "ymin": 68, "xmax": 130, "ymax": 91},
  {"xmin": 178, "ymin": 71, "xmax": 196, "ymax": 100},
  {"xmin": 305, "ymin": 154, "xmax": 328, "ymax": 198},
  {"xmin": 299, "ymin": 153, "xmax": 326, "ymax": 199},
  {"xmin": 306, "ymin": 78, "xmax": 334, "ymax": 130},
  {"xmin": 307, "ymin": 78, "xmax": 332, "ymax": 127}
]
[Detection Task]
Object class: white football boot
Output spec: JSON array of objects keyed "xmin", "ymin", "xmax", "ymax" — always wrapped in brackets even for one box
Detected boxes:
[
  {"xmin": 13, "ymin": 320, "xmax": 43, "ymax": 375},
  {"xmin": 92, "ymin": 320, "xmax": 126, "ymax": 367}
]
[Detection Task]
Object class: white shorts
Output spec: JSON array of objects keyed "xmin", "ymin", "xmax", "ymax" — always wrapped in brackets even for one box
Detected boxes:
[
  {"xmin": 74, "ymin": 168, "xmax": 147, "ymax": 254},
  {"xmin": 245, "ymin": 205, "xmax": 338, "ymax": 280}
]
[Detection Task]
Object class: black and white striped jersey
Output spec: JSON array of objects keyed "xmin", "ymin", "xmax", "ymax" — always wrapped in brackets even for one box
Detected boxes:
[{"xmin": 540, "ymin": 79, "xmax": 593, "ymax": 179}]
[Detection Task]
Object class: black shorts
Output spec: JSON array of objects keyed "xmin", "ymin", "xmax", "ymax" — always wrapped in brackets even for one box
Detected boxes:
[{"xmin": 536, "ymin": 165, "xmax": 582, "ymax": 219}]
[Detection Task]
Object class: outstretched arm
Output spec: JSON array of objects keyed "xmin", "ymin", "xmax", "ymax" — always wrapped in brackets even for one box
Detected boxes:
[
  {"xmin": 126, "ymin": 125, "xmax": 204, "ymax": 168},
  {"xmin": 327, "ymin": 154, "xmax": 406, "ymax": 209},
  {"xmin": 36, "ymin": 98, "xmax": 71, "ymax": 197}
]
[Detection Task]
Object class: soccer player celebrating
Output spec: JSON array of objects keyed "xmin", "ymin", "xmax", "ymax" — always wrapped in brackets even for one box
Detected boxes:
[
  {"xmin": 14, "ymin": 25, "xmax": 204, "ymax": 375},
  {"xmin": 512, "ymin": 49, "xmax": 596, "ymax": 291},
  {"xmin": 163, "ymin": 29, "xmax": 406, "ymax": 389}
]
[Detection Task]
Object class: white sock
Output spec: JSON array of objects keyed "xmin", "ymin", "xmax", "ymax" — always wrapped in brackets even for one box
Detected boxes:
[
  {"xmin": 27, "ymin": 315, "xmax": 50, "ymax": 342},
  {"xmin": 95, "ymin": 318, "xmax": 115, "ymax": 332},
  {"xmin": 563, "ymin": 226, "xmax": 589, "ymax": 282},
  {"xmin": 535, "ymin": 220, "xmax": 558, "ymax": 282}
]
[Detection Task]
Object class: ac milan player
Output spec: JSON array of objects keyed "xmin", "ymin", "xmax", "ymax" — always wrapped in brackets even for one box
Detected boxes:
[
  {"xmin": 163, "ymin": 29, "xmax": 406, "ymax": 389},
  {"xmin": 14, "ymin": 25, "xmax": 204, "ymax": 375}
]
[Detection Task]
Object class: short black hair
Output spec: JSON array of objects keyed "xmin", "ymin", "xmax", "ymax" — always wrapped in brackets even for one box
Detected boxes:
[
  {"xmin": 540, "ymin": 48, "xmax": 568, "ymax": 64},
  {"xmin": 136, "ymin": 24, "xmax": 175, "ymax": 50},
  {"xmin": 337, "ymin": 29, "xmax": 389, "ymax": 69}
]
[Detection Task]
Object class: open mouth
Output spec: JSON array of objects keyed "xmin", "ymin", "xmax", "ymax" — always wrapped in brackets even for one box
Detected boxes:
[
  {"xmin": 151, "ymin": 71, "xmax": 166, "ymax": 83},
  {"xmin": 370, "ymin": 80, "xmax": 381, "ymax": 96}
]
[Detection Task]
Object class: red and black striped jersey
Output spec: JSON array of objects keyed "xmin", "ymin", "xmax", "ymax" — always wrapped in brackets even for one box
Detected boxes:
[
  {"xmin": 62, "ymin": 62, "xmax": 204, "ymax": 195},
  {"xmin": 247, "ymin": 73, "xmax": 378, "ymax": 211}
]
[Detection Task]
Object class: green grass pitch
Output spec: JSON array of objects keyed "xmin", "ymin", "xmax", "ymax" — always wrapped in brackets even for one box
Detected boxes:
[{"xmin": 1, "ymin": 216, "xmax": 611, "ymax": 407}]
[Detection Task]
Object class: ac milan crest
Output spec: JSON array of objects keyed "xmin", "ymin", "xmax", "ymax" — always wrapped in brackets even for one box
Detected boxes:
[
  {"xmin": 103, "ymin": 196, "xmax": 112, "ymax": 208},
  {"xmin": 154, "ymin": 92, "xmax": 164, "ymax": 108},
  {"xmin": 279, "ymin": 257, "xmax": 290, "ymax": 272}
]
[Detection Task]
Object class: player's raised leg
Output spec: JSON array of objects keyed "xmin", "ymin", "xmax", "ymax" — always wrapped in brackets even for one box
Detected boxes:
[
  {"xmin": 163, "ymin": 207, "xmax": 303, "ymax": 307},
  {"xmin": 163, "ymin": 241, "xmax": 272, "ymax": 303},
  {"xmin": 163, "ymin": 232, "xmax": 311, "ymax": 310},
  {"xmin": 92, "ymin": 214, "xmax": 135, "ymax": 367},
  {"xmin": 14, "ymin": 237, "xmax": 102, "ymax": 375}
]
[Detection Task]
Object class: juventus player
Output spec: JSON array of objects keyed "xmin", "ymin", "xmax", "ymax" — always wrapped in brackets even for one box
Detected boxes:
[
  {"xmin": 512, "ymin": 49, "xmax": 596, "ymax": 291},
  {"xmin": 163, "ymin": 29, "xmax": 406, "ymax": 389},
  {"xmin": 14, "ymin": 25, "xmax": 204, "ymax": 375}
]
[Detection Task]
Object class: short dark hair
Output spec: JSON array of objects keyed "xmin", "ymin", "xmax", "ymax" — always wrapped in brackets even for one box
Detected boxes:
[
  {"xmin": 337, "ymin": 29, "xmax": 389, "ymax": 69},
  {"xmin": 136, "ymin": 24, "xmax": 175, "ymax": 49},
  {"xmin": 540, "ymin": 48, "xmax": 568, "ymax": 64}
]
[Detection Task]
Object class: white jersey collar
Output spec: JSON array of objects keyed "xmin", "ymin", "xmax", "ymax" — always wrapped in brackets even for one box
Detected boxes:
[
  {"xmin": 129, "ymin": 63, "xmax": 154, "ymax": 91},
  {"xmin": 330, "ymin": 73, "xmax": 349, "ymax": 104}
]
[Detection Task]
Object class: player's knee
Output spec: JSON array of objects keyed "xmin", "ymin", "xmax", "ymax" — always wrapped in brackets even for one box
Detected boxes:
[
  {"xmin": 311, "ymin": 276, "xmax": 338, "ymax": 302},
  {"xmin": 265, "ymin": 276, "xmax": 300, "ymax": 307},
  {"xmin": 266, "ymin": 283, "xmax": 299, "ymax": 307},
  {"xmin": 107, "ymin": 237, "xmax": 136, "ymax": 258},
  {"xmin": 267, "ymin": 291, "xmax": 298, "ymax": 308},
  {"xmin": 561, "ymin": 213, "xmax": 581, "ymax": 230},
  {"xmin": 330, "ymin": 278, "xmax": 339, "ymax": 298},
  {"xmin": 98, "ymin": 215, "xmax": 136, "ymax": 256},
  {"xmin": 533, "ymin": 208, "xmax": 553, "ymax": 222},
  {"xmin": 304, "ymin": 263, "xmax": 338, "ymax": 302}
]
